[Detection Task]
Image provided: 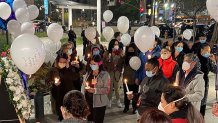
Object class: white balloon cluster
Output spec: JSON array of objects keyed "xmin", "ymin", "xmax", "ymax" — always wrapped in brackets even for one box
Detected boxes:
[
  {"xmin": 0, "ymin": 0, "xmax": 53, "ymax": 75},
  {"xmin": 102, "ymin": 10, "xmax": 114, "ymax": 42},
  {"xmin": 3, "ymin": 0, "xmax": 39, "ymax": 38}
]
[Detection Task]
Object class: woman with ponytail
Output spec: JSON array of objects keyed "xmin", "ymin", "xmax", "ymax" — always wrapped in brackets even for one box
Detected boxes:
[{"xmin": 158, "ymin": 86, "xmax": 204, "ymax": 123}]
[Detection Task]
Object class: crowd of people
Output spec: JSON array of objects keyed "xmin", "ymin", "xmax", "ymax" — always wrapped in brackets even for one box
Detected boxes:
[{"xmin": 45, "ymin": 26, "xmax": 217, "ymax": 123}]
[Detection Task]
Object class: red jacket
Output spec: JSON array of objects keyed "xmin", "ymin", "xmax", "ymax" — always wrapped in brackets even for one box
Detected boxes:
[
  {"xmin": 158, "ymin": 56, "xmax": 178, "ymax": 81},
  {"xmin": 172, "ymin": 118, "xmax": 188, "ymax": 123}
]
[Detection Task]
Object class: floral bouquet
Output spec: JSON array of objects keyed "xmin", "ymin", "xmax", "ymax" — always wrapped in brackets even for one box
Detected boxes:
[{"xmin": 0, "ymin": 47, "xmax": 33, "ymax": 121}]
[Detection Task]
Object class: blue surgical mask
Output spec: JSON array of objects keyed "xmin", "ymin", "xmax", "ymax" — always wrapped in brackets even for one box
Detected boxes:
[
  {"xmin": 175, "ymin": 47, "xmax": 183, "ymax": 52},
  {"xmin": 200, "ymin": 39, "xmax": 206, "ymax": 44},
  {"xmin": 146, "ymin": 70, "xmax": 155, "ymax": 78},
  {"xmin": 93, "ymin": 50, "xmax": 100, "ymax": 55},
  {"xmin": 202, "ymin": 53, "xmax": 210, "ymax": 58},
  {"xmin": 90, "ymin": 65, "xmax": 99, "ymax": 71}
]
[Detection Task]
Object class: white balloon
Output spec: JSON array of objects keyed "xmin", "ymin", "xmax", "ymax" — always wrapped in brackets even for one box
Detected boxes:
[
  {"xmin": 134, "ymin": 26, "xmax": 155, "ymax": 53},
  {"xmin": 85, "ymin": 27, "xmax": 96, "ymax": 41},
  {"xmin": 28, "ymin": 5, "xmax": 39, "ymax": 20},
  {"xmin": 10, "ymin": 34, "xmax": 46, "ymax": 75},
  {"xmin": 0, "ymin": 2, "xmax": 11, "ymax": 20},
  {"xmin": 21, "ymin": 22, "xmax": 35, "ymax": 35},
  {"xmin": 15, "ymin": 8, "xmax": 30, "ymax": 23},
  {"xmin": 102, "ymin": 27, "xmax": 114, "ymax": 41},
  {"xmin": 150, "ymin": 26, "xmax": 160, "ymax": 37},
  {"xmin": 7, "ymin": 20, "xmax": 22, "ymax": 37},
  {"xmin": 183, "ymin": 29, "xmax": 192, "ymax": 40},
  {"xmin": 207, "ymin": 0, "xmax": 218, "ymax": 22},
  {"xmin": 121, "ymin": 34, "xmax": 131, "ymax": 46},
  {"xmin": 13, "ymin": 0, "xmax": 27, "ymax": 12},
  {"xmin": 103, "ymin": 10, "xmax": 113, "ymax": 22},
  {"xmin": 47, "ymin": 23, "xmax": 63, "ymax": 42},
  {"xmin": 129, "ymin": 56, "xmax": 141, "ymax": 70},
  {"xmin": 117, "ymin": 16, "xmax": 129, "ymax": 34}
]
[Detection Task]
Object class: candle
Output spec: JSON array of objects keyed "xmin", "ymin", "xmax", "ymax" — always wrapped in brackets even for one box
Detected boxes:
[
  {"xmin": 75, "ymin": 56, "xmax": 78, "ymax": 61},
  {"xmin": 88, "ymin": 54, "xmax": 90, "ymax": 58},
  {"xmin": 54, "ymin": 78, "xmax": 59, "ymax": 84},
  {"xmin": 124, "ymin": 79, "xmax": 129, "ymax": 92},
  {"xmin": 148, "ymin": 55, "xmax": 151, "ymax": 59},
  {"xmin": 173, "ymin": 82, "xmax": 178, "ymax": 86},
  {"xmin": 86, "ymin": 82, "xmax": 89, "ymax": 87}
]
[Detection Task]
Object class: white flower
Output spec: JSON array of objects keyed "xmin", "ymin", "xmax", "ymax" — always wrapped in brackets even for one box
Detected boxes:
[
  {"xmin": 22, "ymin": 100, "xmax": 28, "ymax": 107},
  {"xmin": 22, "ymin": 111, "xmax": 30, "ymax": 119},
  {"xmin": 9, "ymin": 86, "xmax": 17, "ymax": 92},
  {"xmin": 13, "ymin": 96, "xmax": 20, "ymax": 102},
  {"xmin": 5, "ymin": 63, "xmax": 10, "ymax": 69}
]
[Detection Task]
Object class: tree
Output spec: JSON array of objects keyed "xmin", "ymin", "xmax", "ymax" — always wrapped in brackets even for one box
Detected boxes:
[{"xmin": 175, "ymin": 0, "xmax": 206, "ymax": 42}]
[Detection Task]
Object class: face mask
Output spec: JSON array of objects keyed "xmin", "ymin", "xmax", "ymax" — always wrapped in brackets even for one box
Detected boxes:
[
  {"xmin": 146, "ymin": 71, "xmax": 155, "ymax": 78},
  {"xmin": 90, "ymin": 64, "xmax": 99, "ymax": 71},
  {"xmin": 128, "ymin": 52, "xmax": 135, "ymax": 56},
  {"xmin": 175, "ymin": 47, "xmax": 183, "ymax": 52},
  {"xmin": 158, "ymin": 96, "xmax": 186, "ymax": 112},
  {"xmin": 114, "ymin": 45, "xmax": 119, "ymax": 50},
  {"xmin": 68, "ymin": 49, "xmax": 72, "ymax": 55},
  {"xmin": 93, "ymin": 50, "xmax": 100, "ymax": 55},
  {"xmin": 161, "ymin": 54, "xmax": 169, "ymax": 60},
  {"xmin": 58, "ymin": 63, "xmax": 66, "ymax": 69},
  {"xmin": 200, "ymin": 39, "xmax": 206, "ymax": 44},
  {"xmin": 182, "ymin": 61, "xmax": 191, "ymax": 71},
  {"xmin": 202, "ymin": 53, "xmax": 210, "ymax": 58}
]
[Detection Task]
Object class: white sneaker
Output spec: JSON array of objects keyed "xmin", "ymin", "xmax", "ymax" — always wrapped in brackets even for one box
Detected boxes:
[
  {"xmin": 117, "ymin": 100, "xmax": 123, "ymax": 108},
  {"xmin": 108, "ymin": 100, "xmax": 112, "ymax": 108}
]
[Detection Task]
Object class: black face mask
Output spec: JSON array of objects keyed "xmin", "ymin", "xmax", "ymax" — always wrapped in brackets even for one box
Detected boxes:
[{"xmin": 127, "ymin": 52, "xmax": 135, "ymax": 56}]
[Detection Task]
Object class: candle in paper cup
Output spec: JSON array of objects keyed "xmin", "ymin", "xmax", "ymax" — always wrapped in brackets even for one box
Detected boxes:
[
  {"xmin": 148, "ymin": 55, "xmax": 151, "ymax": 59},
  {"xmin": 124, "ymin": 79, "xmax": 130, "ymax": 92},
  {"xmin": 85, "ymin": 82, "xmax": 90, "ymax": 89},
  {"xmin": 54, "ymin": 78, "xmax": 59, "ymax": 84}
]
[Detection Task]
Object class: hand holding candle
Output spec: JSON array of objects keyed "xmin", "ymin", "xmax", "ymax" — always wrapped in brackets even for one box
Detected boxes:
[
  {"xmin": 148, "ymin": 55, "xmax": 151, "ymax": 59},
  {"xmin": 85, "ymin": 82, "xmax": 90, "ymax": 89},
  {"xmin": 124, "ymin": 79, "xmax": 133, "ymax": 95},
  {"xmin": 54, "ymin": 78, "xmax": 60, "ymax": 84}
]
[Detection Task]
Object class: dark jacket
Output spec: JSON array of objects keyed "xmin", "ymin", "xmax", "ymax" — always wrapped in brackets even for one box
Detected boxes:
[
  {"xmin": 158, "ymin": 57, "xmax": 179, "ymax": 83},
  {"xmin": 59, "ymin": 119, "xmax": 91, "ymax": 123},
  {"xmin": 68, "ymin": 29, "xmax": 77, "ymax": 42},
  {"xmin": 81, "ymin": 30, "xmax": 88, "ymax": 44},
  {"xmin": 172, "ymin": 51, "xmax": 185, "ymax": 69},
  {"xmin": 191, "ymin": 42, "xmax": 208, "ymax": 54},
  {"xmin": 170, "ymin": 110, "xmax": 188, "ymax": 123},
  {"xmin": 137, "ymin": 71, "xmax": 170, "ymax": 115}
]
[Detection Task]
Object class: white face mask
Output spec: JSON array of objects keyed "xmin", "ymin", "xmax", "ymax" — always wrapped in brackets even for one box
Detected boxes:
[
  {"xmin": 68, "ymin": 49, "xmax": 72, "ymax": 55},
  {"xmin": 158, "ymin": 96, "xmax": 186, "ymax": 112},
  {"xmin": 182, "ymin": 61, "xmax": 191, "ymax": 71},
  {"xmin": 114, "ymin": 45, "xmax": 119, "ymax": 50}
]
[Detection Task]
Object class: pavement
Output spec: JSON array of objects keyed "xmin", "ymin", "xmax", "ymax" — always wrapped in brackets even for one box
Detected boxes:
[{"xmin": 27, "ymin": 38, "xmax": 218, "ymax": 123}]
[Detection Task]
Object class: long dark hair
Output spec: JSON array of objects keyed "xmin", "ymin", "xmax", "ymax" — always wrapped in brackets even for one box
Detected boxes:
[
  {"xmin": 163, "ymin": 86, "xmax": 204, "ymax": 123},
  {"xmin": 140, "ymin": 108, "xmax": 172, "ymax": 123},
  {"xmin": 125, "ymin": 43, "xmax": 137, "ymax": 65}
]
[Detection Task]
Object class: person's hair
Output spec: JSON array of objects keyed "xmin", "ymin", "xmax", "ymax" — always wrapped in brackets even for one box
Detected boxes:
[
  {"xmin": 184, "ymin": 53, "xmax": 197, "ymax": 62},
  {"xmin": 62, "ymin": 90, "xmax": 90, "ymax": 119},
  {"xmin": 163, "ymin": 86, "xmax": 204, "ymax": 123},
  {"xmin": 114, "ymin": 32, "xmax": 121, "ymax": 38},
  {"xmin": 146, "ymin": 58, "xmax": 159, "ymax": 68},
  {"xmin": 155, "ymin": 36, "xmax": 162, "ymax": 47},
  {"xmin": 56, "ymin": 53, "xmax": 68, "ymax": 62},
  {"xmin": 140, "ymin": 108, "xmax": 172, "ymax": 123},
  {"xmin": 162, "ymin": 47, "xmax": 172, "ymax": 52},
  {"xmin": 171, "ymin": 41, "xmax": 183, "ymax": 54},
  {"xmin": 91, "ymin": 55, "xmax": 105, "ymax": 72},
  {"xmin": 200, "ymin": 43, "xmax": 210, "ymax": 50}
]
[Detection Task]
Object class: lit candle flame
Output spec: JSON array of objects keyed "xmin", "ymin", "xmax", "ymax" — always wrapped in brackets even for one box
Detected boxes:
[
  {"xmin": 86, "ymin": 82, "xmax": 89, "ymax": 87},
  {"xmin": 173, "ymin": 82, "xmax": 178, "ymax": 86},
  {"xmin": 148, "ymin": 55, "xmax": 151, "ymax": 59},
  {"xmin": 75, "ymin": 56, "xmax": 78, "ymax": 61},
  {"xmin": 124, "ymin": 79, "xmax": 127, "ymax": 84},
  {"xmin": 88, "ymin": 54, "xmax": 90, "ymax": 58}
]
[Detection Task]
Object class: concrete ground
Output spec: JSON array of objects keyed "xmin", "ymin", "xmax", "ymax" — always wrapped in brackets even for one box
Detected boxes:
[{"xmin": 27, "ymin": 38, "xmax": 218, "ymax": 123}]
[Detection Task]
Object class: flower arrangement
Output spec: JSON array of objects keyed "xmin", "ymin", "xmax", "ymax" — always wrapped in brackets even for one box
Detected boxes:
[{"xmin": 0, "ymin": 48, "xmax": 33, "ymax": 121}]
